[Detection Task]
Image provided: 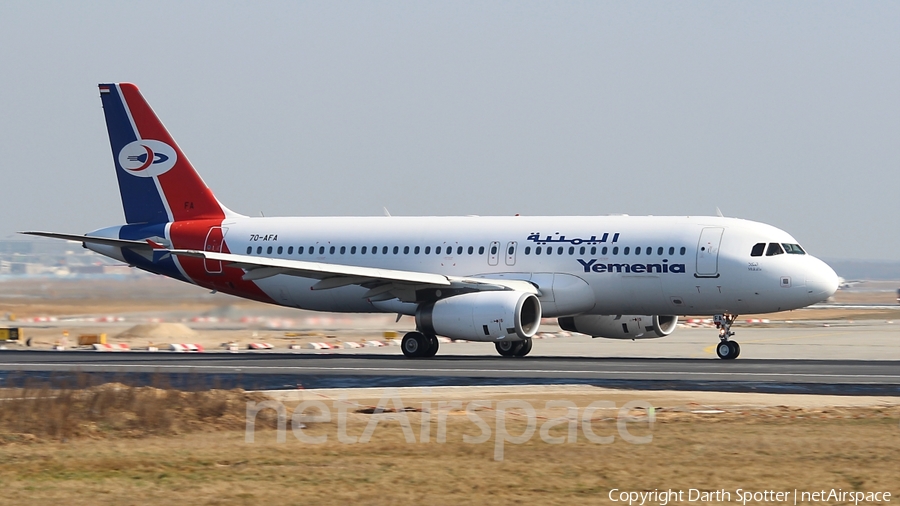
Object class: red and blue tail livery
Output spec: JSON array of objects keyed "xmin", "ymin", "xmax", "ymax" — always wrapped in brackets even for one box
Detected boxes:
[
  {"xmin": 98, "ymin": 83, "xmax": 225, "ymax": 224},
  {"xmin": 23, "ymin": 83, "xmax": 839, "ymax": 359}
]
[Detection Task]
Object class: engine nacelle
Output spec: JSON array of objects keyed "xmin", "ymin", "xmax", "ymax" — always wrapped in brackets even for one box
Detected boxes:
[
  {"xmin": 558, "ymin": 315, "xmax": 678, "ymax": 339},
  {"xmin": 417, "ymin": 291, "xmax": 542, "ymax": 342}
]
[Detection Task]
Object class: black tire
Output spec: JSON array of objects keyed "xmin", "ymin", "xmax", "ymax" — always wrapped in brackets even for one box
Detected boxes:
[
  {"xmin": 728, "ymin": 340, "xmax": 741, "ymax": 359},
  {"xmin": 513, "ymin": 338, "xmax": 533, "ymax": 357},
  {"xmin": 401, "ymin": 332, "xmax": 427, "ymax": 358},
  {"xmin": 495, "ymin": 340, "xmax": 518, "ymax": 357},
  {"xmin": 716, "ymin": 341, "xmax": 735, "ymax": 360},
  {"xmin": 422, "ymin": 334, "xmax": 439, "ymax": 358}
]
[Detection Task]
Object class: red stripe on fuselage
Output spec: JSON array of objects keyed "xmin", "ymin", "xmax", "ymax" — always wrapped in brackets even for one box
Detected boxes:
[
  {"xmin": 118, "ymin": 84, "xmax": 224, "ymax": 222},
  {"xmin": 169, "ymin": 220, "xmax": 275, "ymax": 304}
]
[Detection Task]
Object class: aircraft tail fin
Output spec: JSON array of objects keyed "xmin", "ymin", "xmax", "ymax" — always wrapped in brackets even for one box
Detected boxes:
[{"xmin": 98, "ymin": 83, "xmax": 233, "ymax": 224}]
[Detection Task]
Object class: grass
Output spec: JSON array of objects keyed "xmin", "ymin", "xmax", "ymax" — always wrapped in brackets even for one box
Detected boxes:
[{"xmin": 0, "ymin": 385, "xmax": 898, "ymax": 505}]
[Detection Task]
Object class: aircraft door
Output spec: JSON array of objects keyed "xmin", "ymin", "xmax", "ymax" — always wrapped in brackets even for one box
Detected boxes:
[
  {"xmin": 505, "ymin": 241, "xmax": 517, "ymax": 266},
  {"xmin": 695, "ymin": 227, "xmax": 723, "ymax": 277},
  {"xmin": 203, "ymin": 226, "xmax": 228, "ymax": 274},
  {"xmin": 488, "ymin": 241, "xmax": 500, "ymax": 266}
]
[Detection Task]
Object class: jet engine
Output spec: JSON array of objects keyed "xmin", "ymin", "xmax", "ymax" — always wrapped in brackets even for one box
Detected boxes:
[
  {"xmin": 558, "ymin": 315, "xmax": 678, "ymax": 339},
  {"xmin": 416, "ymin": 291, "xmax": 542, "ymax": 342}
]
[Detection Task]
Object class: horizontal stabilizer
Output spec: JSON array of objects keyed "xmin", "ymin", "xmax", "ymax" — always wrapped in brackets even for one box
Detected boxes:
[{"xmin": 19, "ymin": 231, "xmax": 153, "ymax": 250}]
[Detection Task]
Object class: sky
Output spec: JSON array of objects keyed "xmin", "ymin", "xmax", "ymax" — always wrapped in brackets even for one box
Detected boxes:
[{"xmin": 0, "ymin": 2, "xmax": 897, "ymax": 261}]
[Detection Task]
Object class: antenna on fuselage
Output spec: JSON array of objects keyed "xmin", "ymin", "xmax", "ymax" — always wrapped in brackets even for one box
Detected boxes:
[
  {"xmin": 383, "ymin": 207, "xmax": 392, "ymax": 217},
  {"xmin": 715, "ymin": 207, "xmax": 724, "ymax": 217}
]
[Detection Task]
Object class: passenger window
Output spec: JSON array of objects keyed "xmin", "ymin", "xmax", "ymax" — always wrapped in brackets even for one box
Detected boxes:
[
  {"xmin": 257, "ymin": 246, "xmax": 262, "ymax": 254},
  {"xmin": 436, "ymin": 246, "xmax": 442, "ymax": 254},
  {"xmin": 382, "ymin": 246, "xmax": 388, "ymax": 254},
  {"xmin": 547, "ymin": 247, "xmax": 552, "ymax": 255},
  {"xmin": 246, "ymin": 246, "xmax": 252, "ymax": 254},
  {"xmin": 267, "ymin": 246, "xmax": 273, "ymax": 254},
  {"xmin": 288, "ymin": 246, "xmax": 293, "ymax": 254},
  {"xmin": 319, "ymin": 246, "xmax": 325, "ymax": 255},
  {"xmin": 415, "ymin": 246, "xmax": 420, "ymax": 254},
  {"xmin": 669, "ymin": 247, "xmax": 675, "ymax": 255},
  {"xmin": 340, "ymin": 246, "xmax": 346, "ymax": 254},
  {"xmin": 536, "ymin": 246, "xmax": 542, "ymax": 254},
  {"xmin": 350, "ymin": 246, "xmax": 356, "ymax": 254},
  {"xmin": 525, "ymin": 246, "xmax": 531, "ymax": 255},
  {"xmin": 624, "ymin": 247, "xmax": 630, "ymax": 255},
  {"xmin": 600, "ymin": 246, "xmax": 605, "ymax": 255},
  {"xmin": 392, "ymin": 246, "xmax": 398, "ymax": 254},
  {"xmin": 458, "ymin": 246, "xmax": 463, "ymax": 255},
  {"xmin": 750, "ymin": 243, "xmax": 765, "ymax": 257},
  {"xmin": 425, "ymin": 246, "xmax": 431, "ymax": 254},
  {"xmin": 657, "ymin": 247, "xmax": 662, "ymax": 255},
  {"xmin": 613, "ymin": 247, "xmax": 619, "ymax": 255},
  {"xmin": 479, "ymin": 246, "xmax": 485, "ymax": 255},
  {"xmin": 360, "ymin": 246, "xmax": 366, "ymax": 254},
  {"xmin": 557, "ymin": 246, "xmax": 563, "ymax": 255},
  {"xmin": 277, "ymin": 246, "xmax": 283, "ymax": 254},
  {"xmin": 679, "ymin": 247, "xmax": 686, "ymax": 255},
  {"xmin": 508, "ymin": 246, "xmax": 514, "ymax": 255},
  {"xmin": 568, "ymin": 246, "xmax": 574, "ymax": 255},
  {"xmin": 468, "ymin": 246, "xmax": 473, "ymax": 254},
  {"xmin": 579, "ymin": 246, "xmax": 585, "ymax": 255},
  {"xmin": 373, "ymin": 246, "xmax": 378, "ymax": 255},
  {"xmin": 298, "ymin": 246, "xmax": 304, "ymax": 254},
  {"xmin": 490, "ymin": 245, "xmax": 497, "ymax": 255},
  {"xmin": 329, "ymin": 246, "xmax": 335, "ymax": 254},
  {"xmin": 590, "ymin": 246, "xmax": 597, "ymax": 255},
  {"xmin": 635, "ymin": 247, "xmax": 641, "ymax": 255},
  {"xmin": 766, "ymin": 243, "xmax": 784, "ymax": 256}
]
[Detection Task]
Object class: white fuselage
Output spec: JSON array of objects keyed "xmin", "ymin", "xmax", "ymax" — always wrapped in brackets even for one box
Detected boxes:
[{"xmin": 92, "ymin": 215, "xmax": 838, "ymax": 319}]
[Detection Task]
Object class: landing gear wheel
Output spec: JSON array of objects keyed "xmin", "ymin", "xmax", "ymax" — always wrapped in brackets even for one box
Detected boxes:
[
  {"xmin": 422, "ymin": 334, "xmax": 439, "ymax": 358},
  {"xmin": 495, "ymin": 340, "xmax": 519, "ymax": 357},
  {"xmin": 513, "ymin": 338, "xmax": 533, "ymax": 357},
  {"xmin": 728, "ymin": 340, "xmax": 740, "ymax": 359},
  {"xmin": 713, "ymin": 313, "xmax": 741, "ymax": 360},
  {"xmin": 716, "ymin": 340, "xmax": 740, "ymax": 360},
  {"xmin": 401, "ymin": 332, "xmax": 428, "ymax": 358}
]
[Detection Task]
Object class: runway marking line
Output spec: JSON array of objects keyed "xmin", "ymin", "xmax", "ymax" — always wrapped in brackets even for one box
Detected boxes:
[{"xmin": 0, "ymin": 362, "xmax": 898, "ymax": 381}]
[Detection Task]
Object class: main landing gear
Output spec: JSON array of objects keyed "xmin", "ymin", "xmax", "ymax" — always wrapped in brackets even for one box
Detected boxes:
[
  {"xmin": 401, "ymin": 331, "xmax": 439, "ymax": 358},
  {"xmin": 713, "ymin": 313, "xmax": 741, "ymax": 360},
  {"xmin": 494, "ymin": 339, "xmax": 533, "ymax": 357}
]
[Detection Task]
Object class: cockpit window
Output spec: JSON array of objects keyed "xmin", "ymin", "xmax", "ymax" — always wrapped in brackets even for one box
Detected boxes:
[
  {"xmin": 765, "ymin": 243, "xmax": 784, "ymax": 256},
  {"xmin": 750, "ymin": 243, "xmax": 765, "ymax": 257},
  {"xmin": 782, "ymin": 243, "xmax": 806, "ymax": 255}
]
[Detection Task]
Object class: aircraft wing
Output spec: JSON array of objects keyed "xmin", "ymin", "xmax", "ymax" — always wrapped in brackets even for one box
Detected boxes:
[{"xmin": 170, "ymin": 249, "xmax": 538, "ymax": 302}]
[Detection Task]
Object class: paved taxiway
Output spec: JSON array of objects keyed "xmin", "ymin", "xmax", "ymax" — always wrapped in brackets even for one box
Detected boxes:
[
  {"xmin": 1, "ymin": 323, "xmax": 897, "ymax": 393},
  {"xmin": 1, "ymin": 352, "xmax": 898, "ymax": 395}
]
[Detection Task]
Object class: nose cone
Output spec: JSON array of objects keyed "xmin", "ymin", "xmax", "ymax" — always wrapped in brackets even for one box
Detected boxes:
[{"xmin": 807, "ymin": 258, "xmax": 840, "ymax": 303}]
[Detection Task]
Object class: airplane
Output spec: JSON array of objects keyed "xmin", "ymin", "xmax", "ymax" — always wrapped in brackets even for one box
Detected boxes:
[{"xmin": 24, "ymin": 83, "xmax": 840, "ymax": 360}]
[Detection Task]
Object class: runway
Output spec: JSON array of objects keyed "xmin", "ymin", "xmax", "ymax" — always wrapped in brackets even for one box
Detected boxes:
[{"xmin": 1, "ymin": 351, "xmax": 898, "ymax": 395}]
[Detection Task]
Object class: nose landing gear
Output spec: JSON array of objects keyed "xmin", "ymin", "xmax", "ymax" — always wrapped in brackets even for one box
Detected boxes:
[{"xmin": 713, "ymin": 313, "xmax": 740, "ymax": 360}]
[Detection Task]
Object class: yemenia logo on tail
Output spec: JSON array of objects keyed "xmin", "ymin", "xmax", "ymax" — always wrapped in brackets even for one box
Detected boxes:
[{"xmin": 118, "ymin": 140, "xmax": 177, "ymax": 177}]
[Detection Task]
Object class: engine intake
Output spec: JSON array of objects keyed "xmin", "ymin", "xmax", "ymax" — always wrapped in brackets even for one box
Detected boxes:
[
  {"xmin": 558, "ymin": 315, "xmax": 677, "ymax": 339},
  {"xmin": 417, "ymin": 291, "xmax": 542, "ymax": 342}
]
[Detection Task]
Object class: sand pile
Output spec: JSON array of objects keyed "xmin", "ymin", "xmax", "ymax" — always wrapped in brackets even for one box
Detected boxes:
[{"xmin": 116, "ymin": 323, "xmax": 199, "ymax": 340}]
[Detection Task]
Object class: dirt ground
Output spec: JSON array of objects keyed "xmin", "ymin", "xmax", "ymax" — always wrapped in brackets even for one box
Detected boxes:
[{"xmin": 0, "ymin": 385, "xmax": 898, "ymax": 505}]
